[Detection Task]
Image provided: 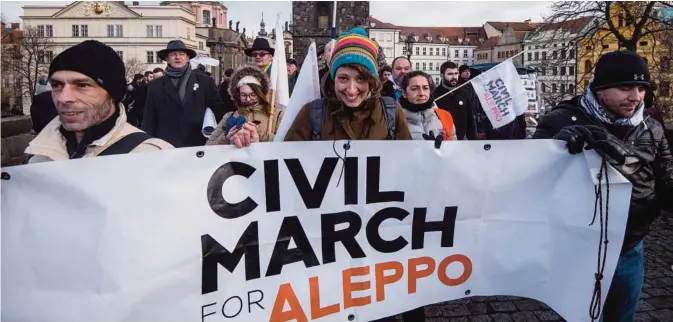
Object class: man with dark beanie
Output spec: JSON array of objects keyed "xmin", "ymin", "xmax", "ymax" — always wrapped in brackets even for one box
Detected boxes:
[
  {"xmin": 142, "ymin": 40, "xmax": 225, "ymax": 147},
  {"xmin": 24, "ymin": 40, "xmax": 172, "ymax": 163},
  {"xmin": 534, "ymin": 50, "xmax": 673, "ymax": 321}
]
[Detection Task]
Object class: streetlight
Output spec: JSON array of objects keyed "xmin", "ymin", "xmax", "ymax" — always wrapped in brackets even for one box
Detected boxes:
[
  {"xmin": 405, "ymin": 32, "xmax": 415, "ymax": 60},
  {"xmin": 216, "ymin": 36, "xmax": 224, "ymax": 85}
]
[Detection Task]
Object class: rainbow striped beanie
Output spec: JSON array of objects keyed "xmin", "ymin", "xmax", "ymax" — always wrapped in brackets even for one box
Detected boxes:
[{"xmin": 330, "ymin": 27, "xmax": 379, "ymax": 80}]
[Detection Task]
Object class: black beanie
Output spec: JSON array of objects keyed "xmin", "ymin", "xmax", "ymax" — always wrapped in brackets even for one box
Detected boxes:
[
  {"xmin": 48, "ymin": 40, "xmax": 126, "ymax": 104},
  {"xmin": 592, "ymin": 50, "xmax": 651, "ymax": 90}
]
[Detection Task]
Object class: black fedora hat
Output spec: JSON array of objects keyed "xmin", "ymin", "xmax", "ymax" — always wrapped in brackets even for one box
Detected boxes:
[
  {"xmin": 158, "ymin": 40, "xmax": 197, "ymax": 60},
  {"xmin": 244, "ymin": 38, "xmax": 275, "ymax": 57}
]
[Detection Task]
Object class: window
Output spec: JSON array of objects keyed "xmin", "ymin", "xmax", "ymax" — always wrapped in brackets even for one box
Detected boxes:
[
  {"xmin": 534, "ymin": 52, "xmax": 539, "ymax": 60},
  {"xmin": 435, "ymin": 77, "xmax": 439, "ymax": 84},
  {"xmin": 81, "ymin": 25, "xmax": 88, "ymax": 37},
  {"xmin": 116, "ymin": 51, "xmax": 124, "ymax": 61},
  {"xmin": 553, "ymin": 67, "xmax": 558, "ymax": 76},
  {"xmin": 569, "ymin": 49, "xmax": 574, "ymax": 59},
  {"xmin": 464, "ymin": 49, "xmax": 468, "ymax": 58},
  {"xmin": 454, "ymin": 49, "xmax": 459, "ymax": 57},
  {"xmin": 542, "ymin": 52, "xmax": 546, "ymax": 60},
  {"xmin": 552, "ymin": 83, "xmax": 557, "ymax": 93},
  {"xmin": 147, "ymin": 51, "xmax": 155, "ymax": 64},
  {"xmin": 498, "ymin": 52, "xmax": 502, "ymax": 59},
  {"xmin": 436, "ymin": 65, "xmax": 440, "ymax": 71},
  {"xmin": 203, "ymin": 10, "xmax": 211, "ymax": 25},
  {"xmin": 422, "ymin": 62, "xmax": 426, "ymax": 70},
  {"xmin": 584, "ymin": 60, "xmax": 592, "ymax": 72},
  {"xmin": 37, "ymin": 25, "xmax": 53, "ymax": 37},
  {"xmin": 560, "ymin": 66, "xmax": 566, "ymax": 76},
  {"xmin": 199, "ymin": 42, "xmax": 204, "ymax": 50},
  {"xmin": 569, "ymin": 66, "xmax": 574, "ymax": 76},
  {"xmin": 415, "ymin": 62, "xmax": 419, "ymax": 70},
  {"xmin": 108, "ymin": 25, "xmax": 123, "ymax": 37},
  {"xmin": 527, "ymin": 52, "xmax": 532, "ymax": 61},
  {"xmin": 156, "ymin": 53, "xmax": 163, "ymax": 63},
  {"xmin": 430, "ymin": 48, "xmax": 434, "ymax": 56},
  {"xmin": 415, "ymin": 47, "xmax": 419, "ymax": 55},
  {"xmin": 146, "ymin": 25, "xmax": 154, "ymax": 37},
  {"xmin": 72, "ymin": 25, "xmax": 79, "ymax": 37},
  {"xmin": 541, "ymin": 67, "xmax": 546, "ymax": 76},
  {"xmin": 561, "ymin": 49, "xmax": 566, "ymax": 59},
  {"xmin": 156, "ymin": 25, "xmax": 163, "ymax": 37},
  {"xmin": 422, "ymin": 47, "xmax": 426, "ymax": 55},
  {"xmin": 442, "ymin": 48, "xmax": 446, "ymax": 56},
  {"xmin": 436, "ymin": 48, "xmax": 439, "ymax": 56},
  {"xmin": 552, "ymin": 50, "xmax": 557, "ymax": 60},
  {"xmin": 541, "ymin": 83, "xmax": 546, "ymax": 93},
  {"xmin": 37, "ymin": 50, "xmax": 54, "ymax": 64},
  {"xmin": 429, "ymin": 62, "xmax": 433, "ymax": 70},
  {"xmin": 561, "ymin": 84, "xmax": 566, "ymax": 94}
]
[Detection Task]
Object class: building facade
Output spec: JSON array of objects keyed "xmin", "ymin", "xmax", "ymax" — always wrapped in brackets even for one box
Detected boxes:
[
  {"xmin": 523, "ymin": 17, "xmax": 594, "ymax": 113},
  {"xmin": 367, "ymin": 17, "xmax": 485, "ymax": 85},
  {"xmin": 1, "ymin": 22, "xmax": 24, "ymax": 115},
  {"xmin": 291, "ymin": 1, "xmax": 369, "ymax": 65},
  {"xmin": 160, "ymin": 1, "xmax": 227, "ymax": 29}
]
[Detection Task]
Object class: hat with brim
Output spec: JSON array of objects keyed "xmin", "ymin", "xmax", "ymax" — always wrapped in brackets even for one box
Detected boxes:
[
  {"xmin": 158, "ymin": 40, "xmax": 197, "ymax": 61},
  {"xmin": 245, "ymin": 38, "xmax": 275, "ymax": 57}
]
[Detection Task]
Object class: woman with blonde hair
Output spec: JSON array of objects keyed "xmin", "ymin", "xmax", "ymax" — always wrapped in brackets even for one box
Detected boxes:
[{"xmin": 206, "ymin": 66, "xmax": 282, "ymax": 146}]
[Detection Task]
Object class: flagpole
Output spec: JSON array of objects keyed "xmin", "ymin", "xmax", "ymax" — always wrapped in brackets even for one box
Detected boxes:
[
  {"xmin": 434, "ymin": 49, "xmax": 528, "ymax": 103},
  {"xmin": 331, "ymin": 1, "xmax": 337, "ymax": 39}
]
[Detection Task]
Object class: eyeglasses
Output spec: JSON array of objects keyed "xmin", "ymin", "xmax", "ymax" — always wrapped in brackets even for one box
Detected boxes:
[
  {"xmin": 251, "ymin": 52, "xmax": 268, "ymax": 58},
  {"xmin": 239, "ymin": 93, "xmax": 258, "ymax": 100}
]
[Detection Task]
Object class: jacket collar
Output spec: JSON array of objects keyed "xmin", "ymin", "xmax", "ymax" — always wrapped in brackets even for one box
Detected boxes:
[{"xmin": 26, "ymin": 104, "xmax": 130, "ymax": 160}]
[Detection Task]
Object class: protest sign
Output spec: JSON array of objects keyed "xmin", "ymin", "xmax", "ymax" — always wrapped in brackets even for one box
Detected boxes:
[
  {"xmin": 1, "ymin": 140, "xmax": 632, "ymax": 322},
  {"xmin": 472, "ymin": 60, "xmax": 529, "ymax": 129}
]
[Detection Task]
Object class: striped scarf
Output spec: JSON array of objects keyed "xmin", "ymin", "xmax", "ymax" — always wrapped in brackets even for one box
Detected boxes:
[
  {"xmin": 263, "ymin": 62, "xmax": 272, "ymax": 74},
  {"xmin": 580, "ymin": 86, "xmax": 645, "ymax": 127}
]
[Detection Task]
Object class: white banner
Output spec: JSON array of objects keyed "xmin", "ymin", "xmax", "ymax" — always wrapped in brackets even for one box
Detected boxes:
[
  {"xmin": 270, "ymin": 20, "xmax": 290, "ymax": 112},
  {"xmin": 472, "ymin": 60, "xmax": 529, "ymax": 129},
  {"xmin": 1, "ymin": 141, "xmax": 632, "ymax": 322}
]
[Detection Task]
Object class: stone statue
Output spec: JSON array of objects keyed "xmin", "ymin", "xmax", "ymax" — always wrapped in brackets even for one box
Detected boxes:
[
  {"xmin": 236, "ymin": 21, "xmax": 240, "ymax": 33},
  {"xmin": 285, "ymin": 21, "xmax": 289, "ymax": 32},
  {"xmin": 229, "ymin": 20, "xmax": 233, "ymax": 30},
  {"xmin": 242, "ymin": 27, "xmax": 246, "ymax": 36}
]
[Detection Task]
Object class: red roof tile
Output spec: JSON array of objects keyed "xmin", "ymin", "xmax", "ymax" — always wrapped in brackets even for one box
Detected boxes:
[
  {"xmin": 486, "ymin": 21, "xmax": 540, "ymax": 32},
  {"xmin": 476, "ymin": 36, "xmax": 501, "ymax": 49}
]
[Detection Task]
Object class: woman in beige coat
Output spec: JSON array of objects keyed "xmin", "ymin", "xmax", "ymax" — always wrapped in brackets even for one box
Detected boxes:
[{"xmin": 206, "ymin": 66, "xmax": 282, "ymax": 146}]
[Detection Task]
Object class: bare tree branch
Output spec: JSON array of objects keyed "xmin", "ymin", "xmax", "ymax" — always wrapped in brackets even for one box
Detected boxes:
[
  {"xmin": 124, "ymin": 58, "xmax": 147, "ymax": 82},
  {"xmin": 12, "ymin": 25, "xmax": 54, "ymax": 105}
]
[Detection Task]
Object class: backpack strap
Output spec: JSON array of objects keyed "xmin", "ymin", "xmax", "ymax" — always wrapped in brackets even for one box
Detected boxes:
[
  {"xmin": 309, "ymin": 98, "xmax": 327, "ymax": 140},
  {"xmin": 379, "ymin": 96, "xmax": 397, "ymax": 140},
  {"xmin": 98, "ymin": 132, "xmax": 152, "ymax": 156}
]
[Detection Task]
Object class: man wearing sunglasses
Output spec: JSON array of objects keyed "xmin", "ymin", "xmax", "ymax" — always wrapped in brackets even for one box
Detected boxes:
[{"xmin": 245, "ymin": 38, "xmax": 275, "ymax": 77}]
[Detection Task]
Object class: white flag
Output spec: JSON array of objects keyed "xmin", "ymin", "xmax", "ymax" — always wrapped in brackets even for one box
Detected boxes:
[
  {"xmin": 274, "ymin": 42, "xmax": 321, "ymax": 141},
  {"xmin": 270, "ymin": 21, "xmax": 290, "ymax": 111},
  {"xmin": 471, "ymin": 60, "xmax": 528, "ymax": 129}
]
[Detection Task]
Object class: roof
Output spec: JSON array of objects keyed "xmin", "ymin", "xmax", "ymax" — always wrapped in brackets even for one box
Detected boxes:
[
  {"xmin": 486, "ymin": 21, "xmax": 540, "ymax": 32},
  {"xmin": 367, "ymin": 16, "xmax": 486, "ymax": 46},
  {"xmin": 476, "ymin": 36, "xmax": 500, "ymax": 50},
  {"xmin": 534, "ymin": 16, "xmax": 595, "ymax": 34}
]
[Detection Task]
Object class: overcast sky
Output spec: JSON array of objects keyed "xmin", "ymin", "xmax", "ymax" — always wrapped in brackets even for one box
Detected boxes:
[{"xmin": 1, "ymin": 1, "xmax": 554, "ymax": 34}]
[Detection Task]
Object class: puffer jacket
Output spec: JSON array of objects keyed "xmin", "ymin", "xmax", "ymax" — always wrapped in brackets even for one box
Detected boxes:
[
  {"xmin": 534, "ymin": 96, "xmax": 673, "ymax": 253},
  {"xmin": 401, "ymin": 101, "xmax": 457, "ymax": 141}
]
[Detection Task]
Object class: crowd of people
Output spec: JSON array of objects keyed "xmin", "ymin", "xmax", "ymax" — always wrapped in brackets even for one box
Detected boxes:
[{"xmin": 21, "ymin": 26, "xmax": 673, "ymax": 322}]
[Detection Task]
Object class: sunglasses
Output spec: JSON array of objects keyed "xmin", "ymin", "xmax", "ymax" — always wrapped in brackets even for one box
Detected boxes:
[{"xmin": 251, "ymin": 52, "xmax": 268, "ymax": 58}]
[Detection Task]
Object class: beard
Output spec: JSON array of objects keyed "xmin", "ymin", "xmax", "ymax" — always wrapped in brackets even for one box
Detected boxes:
[{"xmin": 60, "ymin": 100, "xmax": 114, "ymax": 132}]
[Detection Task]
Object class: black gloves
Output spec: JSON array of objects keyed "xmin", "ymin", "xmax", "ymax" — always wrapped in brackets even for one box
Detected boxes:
[
  {"xmin": 554, "ymin": 125, "xmax": 644, "ymax": 175},
  {"xmin": 422, "ymin": 131, "xmax": 443, "ymax": 149}
]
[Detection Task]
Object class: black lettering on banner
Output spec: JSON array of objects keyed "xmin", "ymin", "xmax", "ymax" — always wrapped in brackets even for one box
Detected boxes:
[
  {"xmin": 207, "ymin": 162, "xmax": 258, "ymax": 219},
  {"xmin": 221, "ymin": 296, "xmax": 243, "ymax": 318},
  {"xmin": 366, "ymin": 157, "xmax": 404, "ymax": 204},
  {"xmin": 201, "ymin": 302, "xmax": 217, "ymax": 322},
  {"xmin": 321, "ymin": 211, "xmax": 366, "ymax": 264},
  {"xmin": 247, "ymin": 289, "xmax": 265, "ymax": 312},
  {"xmin": 264, "ymin": 160, "xmax": 281, "ymax": 213},
  {"xmin": 366, "ymin": 207, "xmax": 410, "ymax": 253},
  {"xmin": 411, "ymin": 207, "xmax": 458, "ymax": 250},
  {"xmin": 285, "ymin": 158, "xmax": 339, "ymax": 209},
  {"xmin": 201, "ymin": 223, "xmax": 261, "ymax": 295},
  {"xmin": 344, "ymin": 157, "xmax": 359, "ymax": 205},
  {"xmin": 265, "ymin": 216, "xmax": 320, "ymax": 277}
]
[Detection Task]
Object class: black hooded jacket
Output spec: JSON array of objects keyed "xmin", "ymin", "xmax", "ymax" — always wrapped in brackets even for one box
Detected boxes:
[{"xmin": 534, "ymin": 96, "xmax": 673, "ymax": 253}]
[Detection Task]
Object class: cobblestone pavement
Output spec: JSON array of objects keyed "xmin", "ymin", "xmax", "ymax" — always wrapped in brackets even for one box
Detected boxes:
[{"xmin": 395, "ymin": 215, "xmax": 673, "ymax": 322}]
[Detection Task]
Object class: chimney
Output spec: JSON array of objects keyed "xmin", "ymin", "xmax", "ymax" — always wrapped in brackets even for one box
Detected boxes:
[
  {"xmin": 11, "ymin": 23, "xmax": 19, "ymax": 30},
  {"xmin": 524, "ymin": 19, "xmax": 532, "ymax": 24},
  {"xmin": 132, "ymin": 1, "xmax": 139, "ymax": 5}
]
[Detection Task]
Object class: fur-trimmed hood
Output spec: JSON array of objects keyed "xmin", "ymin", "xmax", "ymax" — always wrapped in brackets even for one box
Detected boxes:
[{"xmin": 228, "ymin": 66, "xmax": 270, "ymax": 97}]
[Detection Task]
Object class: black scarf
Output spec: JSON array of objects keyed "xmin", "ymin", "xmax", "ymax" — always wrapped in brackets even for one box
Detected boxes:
[
  {"xmin": 60, "ymin": 106, "xmax": 120, "ymax": 159},
  {"xmin": 399, "ymin": 97, "xmax": 433, "ymax": 113}
]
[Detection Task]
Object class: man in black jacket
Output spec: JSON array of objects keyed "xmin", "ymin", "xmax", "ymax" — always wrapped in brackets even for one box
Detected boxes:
[
  {"xmin": 534, "ymin": 51, "xmax": 673, "ymax": 322},
  {"xmin": 433, "ymin": 62, "xmax": 477, "ymax": 140},
  {"xmin": 141, "ymin": 40, "xmax": 225, "ymax": 147}
]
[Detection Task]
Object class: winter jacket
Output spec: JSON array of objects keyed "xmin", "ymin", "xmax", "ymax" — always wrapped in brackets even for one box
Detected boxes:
[
  {"xmin": 400, "ymin": 99, "xmax": 457, "ymax": 141},
  {"xmin": 284, "ymin": 97, "xmax": 412, "ymax": 141},
  {"xmin": 433, "ymin": 84, "xmax": 478, "ymax": 140},
  {"xmin": 533, "ymin": 96, "xmax": 673, "ymax": 253},
  {"xmin": 206, "ymin": 104, "xmax": 284, "ymax": 145},
  {"xmin": 25, "ymin": 105, "xmax": 172, "ymax": 163},
  {"xmin": 218, "ymin": 80, "xmax": 236, "ymax": 115},
  {"xmin": 30, "ymin": 91, "xmax": 58, "ymax": 134}
]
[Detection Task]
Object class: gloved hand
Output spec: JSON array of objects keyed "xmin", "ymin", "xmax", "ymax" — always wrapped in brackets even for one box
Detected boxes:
[
  {"xmin": 554, "ymin": 125, "xmax": 645, "ymax": 175},
  {"xmin": 422, "ymin": 131, "xmax": 443, "ymax": 149}
]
